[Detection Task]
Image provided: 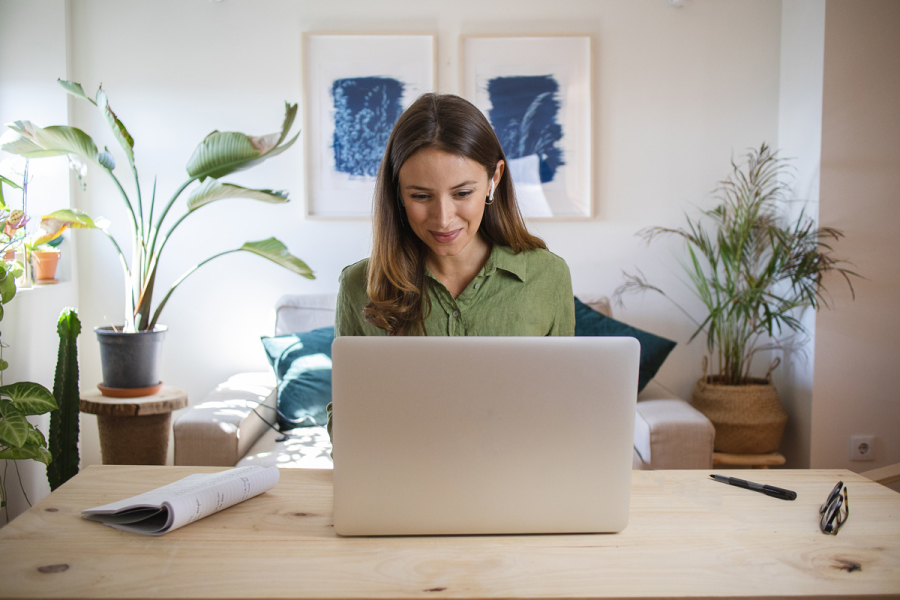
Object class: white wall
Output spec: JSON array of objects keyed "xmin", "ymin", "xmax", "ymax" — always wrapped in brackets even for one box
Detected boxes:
[
  {"xmin": 812, "ymin": 0, "xmax": 900, "ymax": 485},
  {"xmin": 60, "ymin": 0, "xmax": 783, "ymax": 471},
  {"xmin": 0, "ymin": 0, "xmax": 76, "ymax": 523},
  {"xmin": 14, "ymin": 0, "xmax": 853, "ymax": 504},
  {"xmin": 773, "ymin": 0, "xmax": 825, "ymax": 468}
]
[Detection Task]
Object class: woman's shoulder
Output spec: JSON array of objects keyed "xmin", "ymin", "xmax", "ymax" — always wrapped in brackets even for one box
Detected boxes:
[
  {"xmin": 337, "ymin": 258, "xmax": 371, "ymax": 304},
  {"xmin": 338, "ymin": 257, "xmax": 370, "ymax": 285},
  {"xmin": 500, "ymin": 245, "xmax": 570, "ymax": 276}
]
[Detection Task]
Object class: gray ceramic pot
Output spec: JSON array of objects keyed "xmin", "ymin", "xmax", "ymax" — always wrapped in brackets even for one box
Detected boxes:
[{"xmin": 94, "ymin": 326, "xmax": 167, "ymax": 389}]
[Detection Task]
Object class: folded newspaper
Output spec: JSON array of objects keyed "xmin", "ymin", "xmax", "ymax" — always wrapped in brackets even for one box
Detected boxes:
[{"xmin": 82, "ymin": 466, "xmax": 280, "ymax": 535}]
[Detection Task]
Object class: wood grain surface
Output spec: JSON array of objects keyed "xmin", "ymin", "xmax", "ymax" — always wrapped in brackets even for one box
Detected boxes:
[
  {"xmin": 0, "ymin": 466, "xmax": 898, "ymax": 599},
  {"xmin": 79, "ymin": 387, "xmax": 188, "ymax": 417}
]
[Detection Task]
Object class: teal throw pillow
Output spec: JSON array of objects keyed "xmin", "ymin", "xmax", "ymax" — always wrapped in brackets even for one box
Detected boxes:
[
  {"xmin": 260, "ymin": 326, "xmax": 334, "ymax": 431},
  {"xmin": 573, "ymin": 296, "xmax": 676, "ymax": 392}
]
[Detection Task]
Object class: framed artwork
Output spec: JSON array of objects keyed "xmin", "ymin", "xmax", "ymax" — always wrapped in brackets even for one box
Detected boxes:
[
  {"xmin": 462, "ymin": 35, "xmax": 592, "ymax": 219},
  {"xmin": 303, "ymin": 33, "xmax": 436, "ymax": 218}
]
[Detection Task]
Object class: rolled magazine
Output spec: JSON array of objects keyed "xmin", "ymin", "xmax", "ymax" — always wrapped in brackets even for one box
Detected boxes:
[{"xmin": 82, "ymin": 466, "xmax": 280, "ymax": 535}]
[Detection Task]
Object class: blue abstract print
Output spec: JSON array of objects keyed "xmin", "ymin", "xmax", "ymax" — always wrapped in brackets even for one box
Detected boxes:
[
  {"xmin": 487, "ymin": 75, "xmax": 564, "ymax": 183},
  {"xmin": 331, "ymin": 77, "xmax": 405, "ymax": 178}
]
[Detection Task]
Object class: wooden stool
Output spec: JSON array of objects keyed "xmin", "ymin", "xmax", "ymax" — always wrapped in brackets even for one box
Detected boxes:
[
  {"xmin": 713, "ymin": 451, "xmax": 786, "ymax": 469},
  {"xmin": 80, "ymin": 386, "xmax": 188, "ymax": 465}
]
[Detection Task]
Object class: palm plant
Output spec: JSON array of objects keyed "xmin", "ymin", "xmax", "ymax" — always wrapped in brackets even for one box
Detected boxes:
[
  {"xmin": 616, "ymin": 143, "xmax": 857, "ymax": 385},
  {"xmin": 0, "ymin": 80, "xmax": 313, "ymax": 332}
]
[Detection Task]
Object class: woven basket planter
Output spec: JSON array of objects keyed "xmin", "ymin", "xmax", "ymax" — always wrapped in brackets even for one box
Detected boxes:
[{"xmin": 692, "ymin": 365, "xmax": 788, "ymax": 454}]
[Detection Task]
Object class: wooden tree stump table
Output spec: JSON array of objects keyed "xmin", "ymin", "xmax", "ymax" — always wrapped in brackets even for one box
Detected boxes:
[{"xmin": 79, "ymin": 386, "xmax": 188, "ymax": 465}]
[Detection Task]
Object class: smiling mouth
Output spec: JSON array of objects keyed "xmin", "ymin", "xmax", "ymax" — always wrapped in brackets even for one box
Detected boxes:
[{"xmin": 430, "ymin": 229, "xmax": 462, "ymax": 243}]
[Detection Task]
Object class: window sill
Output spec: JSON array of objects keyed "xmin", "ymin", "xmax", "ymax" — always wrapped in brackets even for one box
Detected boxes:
[{"xmin": 14, "ymin": 280, "xmax": 75, "ymax": 294}]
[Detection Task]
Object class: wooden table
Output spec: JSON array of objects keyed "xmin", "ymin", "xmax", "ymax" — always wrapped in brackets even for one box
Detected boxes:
[
  {"xmin": 1, "ymin": 466, "xmax": 898, "ymax": 599},
  {"xmin": 79, "ymin": 387, "xmax": 188, "ymax": 465}
]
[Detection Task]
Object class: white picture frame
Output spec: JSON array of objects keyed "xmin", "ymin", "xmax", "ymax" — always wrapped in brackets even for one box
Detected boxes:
[
  {"xmin": 462, "ymin": 35, "xmax": 593, "ymax": 219},
  {"xmin": 303, "ymin": 33, "xmax": 436, "ymax": 218}
]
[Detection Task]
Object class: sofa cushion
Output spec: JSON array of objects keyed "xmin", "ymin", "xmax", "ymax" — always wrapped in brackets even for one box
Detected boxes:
[
  {"xmin": 237, "ymin": 425, "xmax": 334, "ymax": 469},
  {"xmin": 573, "ymin": 296, "xmax": 676, "ymax": 392},
  {"xmin": 261, "ymin": 326, "xmax": 335, "ymax": 431},
  {"xmin": 173, "ymin": 372, "xmax": 277, "ymax": 467},
  {"xmin": 633, "ymin": 399, "xmax": 715, "ymax": 469},
  {"xmin": 274, "ymin": 294, "xmax": 338, "ymax": 336}
]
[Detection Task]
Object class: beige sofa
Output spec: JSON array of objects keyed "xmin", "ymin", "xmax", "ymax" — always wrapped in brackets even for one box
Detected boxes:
[{"xmin": 174, "ymin": 294, "xmax": 715, "ymax": 470}]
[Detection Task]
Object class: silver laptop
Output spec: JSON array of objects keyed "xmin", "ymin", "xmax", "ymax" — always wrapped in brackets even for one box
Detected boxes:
[{"xmin": 331, "ymin": 336, "xmax": 639, "ymax": 536}]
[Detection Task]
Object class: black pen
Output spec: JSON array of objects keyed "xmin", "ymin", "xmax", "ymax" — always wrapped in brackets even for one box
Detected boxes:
[{"xmin": 710, "ymin": 474, "xmax": 797, "ymax": 501}]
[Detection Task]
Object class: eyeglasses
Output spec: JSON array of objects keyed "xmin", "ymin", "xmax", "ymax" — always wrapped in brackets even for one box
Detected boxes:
[{"xmin": 819, "ymin": 481, "xmax": 849, "ymax": 535}]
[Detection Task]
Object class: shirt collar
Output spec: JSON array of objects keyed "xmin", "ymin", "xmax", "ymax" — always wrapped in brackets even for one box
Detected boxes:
[{"xmin": 484, "ymin": 244, "xmax": 527, "ymax": 282}]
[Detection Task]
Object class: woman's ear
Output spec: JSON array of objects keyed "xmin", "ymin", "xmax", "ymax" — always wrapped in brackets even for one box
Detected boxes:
[{"xmin": 492, "ymin": 160, "xmax": 505, "ymax": 186}]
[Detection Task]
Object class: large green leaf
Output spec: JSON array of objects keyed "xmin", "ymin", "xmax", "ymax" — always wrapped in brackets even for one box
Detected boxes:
[
  {"xmin": 0, "ymin": 121, "xmax": 106, "ymax": 167},
  {"xmin": 97, "ymin": 87, "xmax": 135, "ymax": 166},
  {"xmin": 57, "ymin": 80, "xmax": 127, "ymax": 168},
  {"xmin": 0, "ymin": 174, "xmax": 22, "ymax": 189},
  {"xmin": 0, "ymin": 382, "xmax": 57, "ymax": 415},
  {"xmin": 0, "ymin": 266, "xmax": 16, "ymax": 303},
  {"xmin": 31, "ymin": 208, "xmax": 106, "ymax": 247},
  {"xmin": 27, "ymin": 426, "xmax": 46, "ymax": 448},
  {"xmin": 0, "ymin": 442, "xmax": 52, "ymax": 465},
  {"xmin": 186, "ymin": 180, "xmax": 288, "ymax": 212},
  {"xmin": 273, "ymin": 100, "xmax": 298, "ymax": 147},
  {"xmin": 0, "ymin": 401, "xmax": 29, "ymax": 448},
  {"xmin": 58, "ymin": 79, "xmax": 94, "ymax": 104},
  {"xmin": 0, "ymin": 129, "xmax": 60, "ymax": 158},
  {"xmin": 185, "ymin": 102, "xmax": 299, "ymax": 181},
  {"xmin": 0, "ymin": 174, "xmax": 21, "ymax": 212},
  {"xmin": 239, "ymin": 238, "xmax": 314, "ymax": 279}
]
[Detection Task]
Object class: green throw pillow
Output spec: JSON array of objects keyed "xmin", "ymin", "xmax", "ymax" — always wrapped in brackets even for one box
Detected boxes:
[
  {"xmin": 573, "ymin": 296, "xmax": 676, "ymax": 392},
  {"xmin": 260, "ymin": 326, "xmax": 334, "ymax": 431}
]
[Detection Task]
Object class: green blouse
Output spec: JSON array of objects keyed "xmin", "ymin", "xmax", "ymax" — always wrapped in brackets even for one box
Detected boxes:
[
  {"xmin": 327, "ymin": 244, "xmax": 575, "ymax": 442},
  {"xmin": 334, "ymin": 244, "xmax": 575, "ymax": 337}
]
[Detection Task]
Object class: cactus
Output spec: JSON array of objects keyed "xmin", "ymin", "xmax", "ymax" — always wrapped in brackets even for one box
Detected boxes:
[{"xmin": 47, "ymin": 308, "xmax": 81, "ymax": 491}]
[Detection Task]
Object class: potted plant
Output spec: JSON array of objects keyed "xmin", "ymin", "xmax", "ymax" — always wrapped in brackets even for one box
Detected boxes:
[
  {"xmin": 29, "ymin": 242, "xmax": 61, "ymax": 283},
  {"xmin": 0, "ymin": 258, "xmax": 57, "ymax": 522},
  {"xmin": 616, "ymin": 143, "xmax": 857, "ymax": 454},
  {"xmin": 0, "ymin": 80, "xmax": 314, "ymax": 392}
]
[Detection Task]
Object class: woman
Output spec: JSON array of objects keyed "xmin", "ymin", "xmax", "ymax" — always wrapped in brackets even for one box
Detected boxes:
[{"xmin": 327, "ymin": 93, "xmax": 575, "ymax": 438}]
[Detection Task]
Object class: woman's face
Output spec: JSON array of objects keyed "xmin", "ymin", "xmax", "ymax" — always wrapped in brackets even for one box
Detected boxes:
[{"xmin": 398, "ymin": 146, "xmax": 504, "ymax": 262}]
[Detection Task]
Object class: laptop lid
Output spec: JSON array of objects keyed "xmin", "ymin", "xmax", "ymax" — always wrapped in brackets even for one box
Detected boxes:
[{"xmin": 331, "ymin": 336, "xmax": 639, "ymax": 536}]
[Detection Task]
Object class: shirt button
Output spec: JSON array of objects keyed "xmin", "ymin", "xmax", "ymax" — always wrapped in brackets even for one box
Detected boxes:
[
  {"xmin": 474, "ymin": 283, "xmax": 480, "ymax": 289},
  {"xmin": 452, "ymin": 310, "xmax": 460, "ymax": 317}
]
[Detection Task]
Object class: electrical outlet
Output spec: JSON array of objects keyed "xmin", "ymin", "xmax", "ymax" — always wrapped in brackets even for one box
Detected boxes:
[{"xmin": 849, "ymin": 435, "xmax": 876, "ymax": 461}]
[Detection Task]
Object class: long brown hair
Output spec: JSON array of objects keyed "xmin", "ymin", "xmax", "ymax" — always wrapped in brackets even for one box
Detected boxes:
[{"xmin": 365, "ymin": 93, "xmax": 546, "ymax": 335}]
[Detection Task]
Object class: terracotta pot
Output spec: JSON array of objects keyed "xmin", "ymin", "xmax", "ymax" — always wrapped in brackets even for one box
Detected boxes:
[
  {"xmin": 692, "ymin": 375, "xmax": 788, "ymax": 454},
  {"xmin": 31, "ymin": 251, "xmax": 61, "ymax": 281}
]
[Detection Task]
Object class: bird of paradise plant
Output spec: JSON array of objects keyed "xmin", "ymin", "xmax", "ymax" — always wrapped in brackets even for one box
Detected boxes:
[{"xmin": 0, "ymin": 79, "xmax": 313, "ymax": 333}]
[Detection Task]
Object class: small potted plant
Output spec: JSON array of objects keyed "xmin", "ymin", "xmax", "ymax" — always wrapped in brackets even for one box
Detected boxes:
[
  {"xmin": 616, "ymin": 143, "xmax": 858, "ymax": 454},
  {"xmin": 28, "ymin": 238, "xmax": 62, "ymax": 283}
]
